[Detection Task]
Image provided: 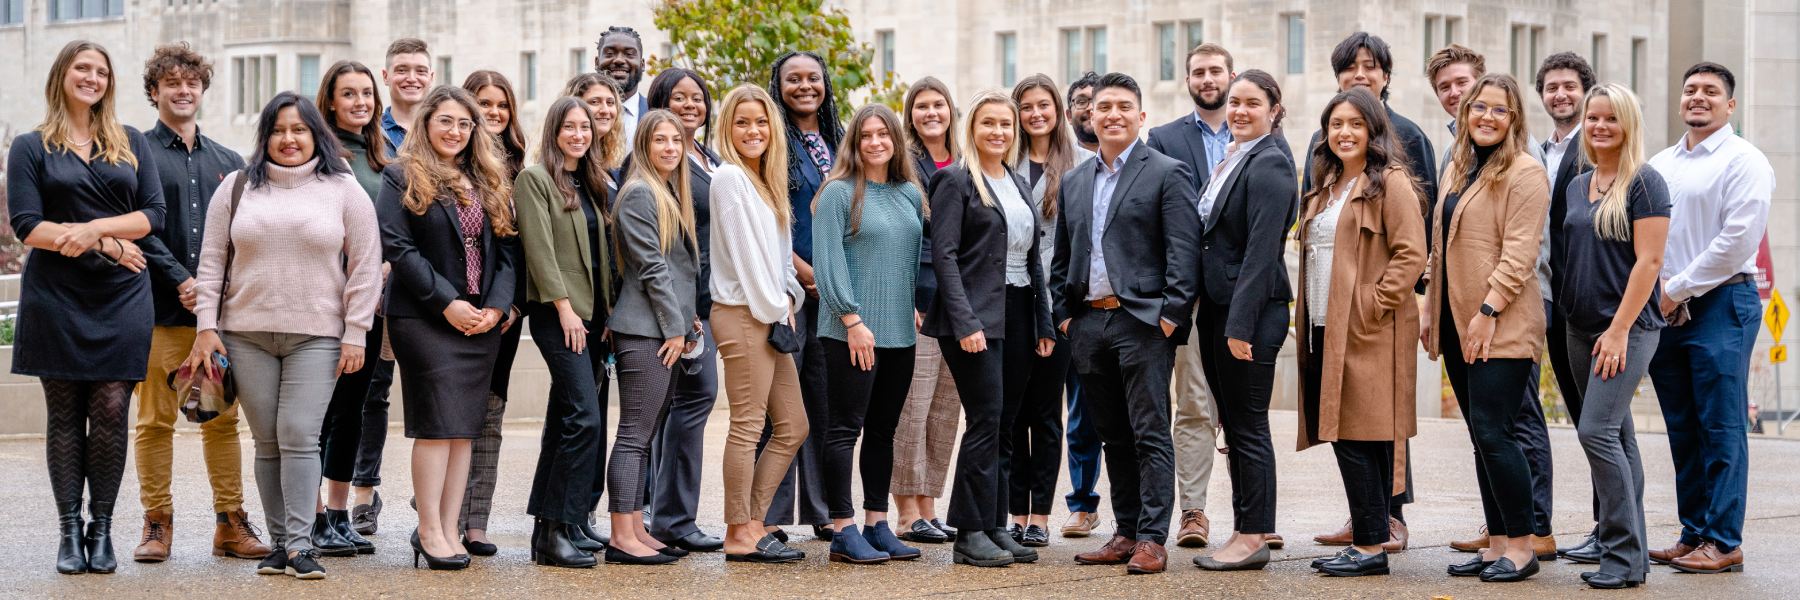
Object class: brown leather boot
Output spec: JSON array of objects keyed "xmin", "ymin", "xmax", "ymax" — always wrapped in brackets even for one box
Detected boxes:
[
  {"xmin": 1650, "ymin": 540, "xmax": 1698, "ymax": 565},
  {"xmin": 1175, "ymin": 509, "xmax": 1210, "ymax": 548},
  {"xmin": 213, "ymin": 510, "xmax": 273, "ymax": 559},
  {"xmin": 1449, "ymin": 525, "xmax": 1489, "ymax": 552},
  {"xmin": 1380, "ymin": 517, "xmax": 1408, "ymax": 553},
  {"xmin": 1313, "ymin": 519, "xmax": 1353, "ymax": 546},
  {"xmin": 132, "ymin": 510, "xmax": 173, "ymax": 563}
]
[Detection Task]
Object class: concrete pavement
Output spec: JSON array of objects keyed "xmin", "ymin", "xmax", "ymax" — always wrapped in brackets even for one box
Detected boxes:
[{"xmin": 2, "ymin": 408, "xmax": 1797, "ymax": 599}]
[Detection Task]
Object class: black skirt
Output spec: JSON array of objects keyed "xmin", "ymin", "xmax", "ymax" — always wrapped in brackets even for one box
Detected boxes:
[{"xmin": 388, "ymin": 315, "xmax": 501, "ymax": 439}]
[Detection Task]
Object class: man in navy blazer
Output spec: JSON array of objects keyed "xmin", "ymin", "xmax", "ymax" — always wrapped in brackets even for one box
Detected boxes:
[{"xmin": 1051, "ymin": 73, "xmax": 1201, "ymax": 574}]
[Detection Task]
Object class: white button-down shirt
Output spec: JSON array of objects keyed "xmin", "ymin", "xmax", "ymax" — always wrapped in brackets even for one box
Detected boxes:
[
  {"xmin": 1543, "ymin": 124, "xmax": 1582, "ymax": 187},
  {"xmin": 1648, "ymin": 126, "xmax": 1775, "ymax": 302},
  {"xmin": 619, "ymin": 93, "xmax": 648, "ymax": 149},
  {"xmin": 1197, "ymin": 134, "xmax": 1267, "ymax": 227},
  {"xmin": 1086, "ymin": 141, "xmax": 1137, "ymax": 300}
]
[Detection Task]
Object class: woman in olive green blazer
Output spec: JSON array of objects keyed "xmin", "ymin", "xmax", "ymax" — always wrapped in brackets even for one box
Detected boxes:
[{"xmin": 514, "ymin": 96, "xmax": 623, "ymax": 567}]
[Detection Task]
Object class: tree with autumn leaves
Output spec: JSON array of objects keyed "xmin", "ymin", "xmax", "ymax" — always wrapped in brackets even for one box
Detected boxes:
[{"xmin": 650, "ymin": 0, "xmax": 906, "ymax": 111}]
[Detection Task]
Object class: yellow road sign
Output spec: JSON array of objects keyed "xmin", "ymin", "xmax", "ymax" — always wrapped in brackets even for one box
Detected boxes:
[
  {"xmin": 1772, "ymin": 344, "xmax": 1787, "ymax": 364},
  {"xmin": 1767, "ymin": 289, "xmax": 1789, "ymax": 341}
]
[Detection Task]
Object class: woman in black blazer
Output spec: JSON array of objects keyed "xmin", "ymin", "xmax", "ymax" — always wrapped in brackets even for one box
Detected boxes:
[
  {"xmin": 1192, "ymin": 71, "xmax": 1299, "ymax": 571},
  {"xmin": 925, "ymin": 92, "xmax": 1054, "ymax": 568},
  {"xmin": 376, "ymin": 85, "xmax": 519, "ymax": 570}
]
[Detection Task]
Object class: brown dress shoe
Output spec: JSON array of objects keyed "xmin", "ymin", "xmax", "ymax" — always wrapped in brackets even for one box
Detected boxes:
[
  {"xmin": 1265, "ymin": 533, "xmax": 1285, "ymax": 549},
  {"xmin": 1061, "ymin": 512, "xmax": 1099, "ymax": 538},
  {"xmin": 1176, "ymin": 509, "xmax": 1210, "ymax": 548},
  {"xmin": 133, "ymin": 510, "xmax": 173, "ymax": 563},
  {"xmin": 1313, "ymin": 519, "xmax": 1353, "ymax": 546},
  {"xmin": 1074, "ymin": 535, "xmax": 1137, "ymax": 565},
  {"xmin": 213, "ymin": 509, "xmax": 273, "ymax": 559},
  {"xmin": 1127, "ymin": 541, "xmax": 1167, "ymax": 574},
  {"xmin": 1532, "ymin": 534, "xmax": 1559, "ymax": 560},
  {"xmin": 1669, "ymin": 541, "xmax": 1744, "ymax": 574},
  {"xmin": 1380, "ymin": 517, "xmax": 1408, "ymax": 553},
  {"xmin": 1449, "ymin": 525, "xmax": 1489, "ymax": 552},
  {"xmin": 1649, "ymin": 540, "xmax": 1698, "ymax": 565}
]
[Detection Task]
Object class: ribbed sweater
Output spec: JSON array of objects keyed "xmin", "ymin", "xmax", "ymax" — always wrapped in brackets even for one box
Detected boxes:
[
  {"xmin": 811, "ymin": 178, "xmax": 923, "ymax": 347},
  {"xmin": 193, "ymin": 159, "xmax": 384, "ymax": 345}
]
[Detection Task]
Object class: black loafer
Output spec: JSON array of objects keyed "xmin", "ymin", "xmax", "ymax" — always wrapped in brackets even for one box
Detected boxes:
[
  {"xmin": 1312, "ymin": 548, "xmax": 1352, "ymax": 570},
  {"xmin": 1479, "ymin": 556, "xmax": 1540, "ymax": 582},
  {"xmin": 664, "ymin": 530, "xmax": 724, "ymax": 552},
  {"xmin": 656, "ymin": 545, "xmax": 690, "ymax": 558},
  {"xmin": 1582, "ymin": 571, "xmax": 1642, "ymax": 589},
  {"xmin": 1007, "ymin": 523, "xmax": 1025, "ymax": 543},
  {"xmin": 1021, "ymin": 525, "xmax": 1050, "ymax": 547},
  {"xmin": 462, "ymin": 536, "xmax": 498, "ymax": 557},
  {"xmin": 1318, "ymin": 549, "xmax": 1389, "ymax": 577},
  {"xmin": 813, "ymin": 525, "xmax": 835, "ymax": 542},
  {"xmin": 1448, "ymin": 555, "xmax": 1495, "ymax": 577},
  {"xmin": 726, "ymin": 534, "xmax": 806, "ymax": 564},
  {"xmin": 1561, "ymin": 537, "xmax": 1603, "ymax": 564},
  {"xmin": 931, "ymin": 519, "xmax": 957, "ymax": 540},
  {"xmin": 900, "ymin": 519, "xmax": 948, "ymax": 543}
]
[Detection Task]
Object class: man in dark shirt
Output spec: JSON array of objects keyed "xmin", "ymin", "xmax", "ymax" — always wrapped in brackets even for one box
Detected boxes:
[{"xmin": 131, "ymin": 42, "xmax": 267, "ymax": 564}]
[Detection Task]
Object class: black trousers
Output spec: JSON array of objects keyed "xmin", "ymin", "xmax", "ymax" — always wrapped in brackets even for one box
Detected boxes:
[
  {"xmin": 820, "ymin": 339, "xmax": 915, "ymax": 519},
  {"xmin": 649, "ymin": 320, "xmax": 719, "ymax": 540},
  {"xmin": 321, "ymin": 316, "xmax": 383, "ymax": 482},
  {"xmin": 524, "ymin": 303, "xmax": 609, "ymax": 523},
  {"xmin": 1547, "ymin": 307, "xmax": 1597, "ymax": 526},
  {"xmin": 1195, "ymin": 299, "xmax": 1283, "ymax": 534},
  {"xmin": 1303, "ymin": 325, "xmax": 1394, "ymax": 546},
  {"xmin": 945, "ymin": 286, "xmax": 1039, "ymax": 528},
  {"xmin": 351, "ymin": 334, "xmax": 396, "ymax": 488},
  {"xmin": 1010, "ymin": 338, "xmax": 1068, "ymax": 516},
  {"xmin": 1068, "ymin": 308, "xmax": 1176, "ymax": 544},
  {"xmin": 764, "ymin": 295, "xmax": 832, "ymax": 526},
  {"xmin": 1440, "ymin": 305, "xmax": 1538, "ymax": 538}
]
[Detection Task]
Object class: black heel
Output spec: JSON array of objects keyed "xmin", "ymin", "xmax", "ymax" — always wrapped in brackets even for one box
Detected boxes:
[
  {"xmin": 411, "ymin": 529, "xmax": 470, "ymax": 571},
  {"xmin": 56, "ymin": 501, "xmax": 86, "ymax": 575}
]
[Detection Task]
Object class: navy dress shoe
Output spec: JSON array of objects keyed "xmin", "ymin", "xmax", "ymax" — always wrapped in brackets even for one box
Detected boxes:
[
  {"xmin": 1318, "ymin": 549, "xmax": 1389, "ymax": 577},
  {"xmin": 863, "ymin": 521, "xmax": 921, "ymax": 560},
  {"xmin": 827, "ymin": 524, "xmax": 890, "ymax": 564}
]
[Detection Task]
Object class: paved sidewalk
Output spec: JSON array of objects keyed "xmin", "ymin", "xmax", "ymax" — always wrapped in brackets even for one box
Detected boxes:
[{"xmin": 2, "ymin": 408, "xmax": 1796, "ymax": 599}]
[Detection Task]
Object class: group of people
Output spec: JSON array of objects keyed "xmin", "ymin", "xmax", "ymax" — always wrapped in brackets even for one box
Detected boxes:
[{"xmin": 6, "ymin": 23, "xmax": 1771, "ymax": 590}]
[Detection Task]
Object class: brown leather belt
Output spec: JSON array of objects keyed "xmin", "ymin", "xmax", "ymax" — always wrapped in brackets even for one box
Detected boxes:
[{"xmin": 1088, "ymin": 295, "xmax": 1122, "ymax": 310}]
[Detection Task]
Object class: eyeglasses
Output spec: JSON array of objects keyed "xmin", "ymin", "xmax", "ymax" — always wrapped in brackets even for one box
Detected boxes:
[
  {"xmin": 1468, "ymin": 102, "xmax": 1512, "ymax": 120},
  {"xmin": 1071, "ymin": 98, "xmax": 1093, "ymax": 110},
  {"xmin": 432, "ymin": 115, "xmax": 477, "ymax": 133}
]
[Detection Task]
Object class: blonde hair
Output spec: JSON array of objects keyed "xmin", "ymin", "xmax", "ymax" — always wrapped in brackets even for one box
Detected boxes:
[
  {"xmin": 620, "ymin": 110, "xmax": 697, "ymax": 254},
  {"xmin": 39, "ymin": 40, "xmax": 135, "ymax": 167},
  {"xmin": 395, "ymin": 85, "xmax": 517, "ymax": 237},
  {"xmin": 957, "ymin": 91, "xmax": 1020, "ymax": 208},
  {"xmin": 713, "ymin": 85, "xmax": 792, "ymax": 227},
  {"xmin": 1582, "ymin": 83, "xmax": 1647, "ymax": 242},
  {"xmin": 1445, "ymin": 74, "xmax": 1532, "ymax": 197}
]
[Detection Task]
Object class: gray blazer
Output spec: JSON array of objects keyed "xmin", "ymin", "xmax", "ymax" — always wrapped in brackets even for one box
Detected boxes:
[{"xmin": 607, "ymin": 181, "xmax": 700, "ymax": 340}]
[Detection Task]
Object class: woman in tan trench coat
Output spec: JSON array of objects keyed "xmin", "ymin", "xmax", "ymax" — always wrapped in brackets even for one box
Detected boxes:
[{"xmin": 1294, "ymin": 89, "xmax": 1427, "ymax": 577}]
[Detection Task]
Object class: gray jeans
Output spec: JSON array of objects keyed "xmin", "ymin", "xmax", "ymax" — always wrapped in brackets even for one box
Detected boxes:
[
  {"xmin": 223, "ymin": 331, "xmax": 342, "ymax": 552},
  {"xmin": 1567, "ymin": 325, "xmax": 1660, "ymax": 583}
]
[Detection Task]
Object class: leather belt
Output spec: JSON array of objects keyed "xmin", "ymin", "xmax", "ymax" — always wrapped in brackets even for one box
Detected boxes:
[
  {"xmin": 1088, "ymin": 295, "xmax": 1122, "ymax": 310},
  {"xmin": 1721, "ymin": 273, "xmax": 1755, "ymax": 287}
]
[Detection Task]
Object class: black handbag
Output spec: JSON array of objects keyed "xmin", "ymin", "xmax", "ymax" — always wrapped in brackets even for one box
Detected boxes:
[{"xmin": 768, "ymin": 318, "xmax": 803, "ymax": 354}]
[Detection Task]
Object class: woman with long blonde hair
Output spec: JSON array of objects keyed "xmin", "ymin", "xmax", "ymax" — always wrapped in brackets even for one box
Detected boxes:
[
  {"xmin": 376, "ymin": 85, "xmax": 519, "ymax": 570},
  {"xmin": 602, "ymin": 110, "xmax": 698, "ymax": 565},
  {"xmin": 7, "ymin": 39, "xmax": 161, "ymax": 575},
  {"xmin": 1559, "ymin": 83, "xmax": 1669, "ymax": 590}
]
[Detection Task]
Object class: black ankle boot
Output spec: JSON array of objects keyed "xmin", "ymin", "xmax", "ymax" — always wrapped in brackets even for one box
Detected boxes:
[
  {"xmin": 56, "ymin": 501, "xmax": 86, "ymax": 574},
  {"xmin": 312, "ymin": 512, "xmax": 357, "ymax": 557},
  {"xmin": 533, "ymin": 520, "xmax": 597, "ymax": 568},
  {"xmin": 565, "ymin": 523, "xmax": 604, "ymax": 552},
  {"xmin": 83, "ymin": 500, "xmax": 116, "ymax": 574},
  {"xmin": 578, "ymin": 514, "xmax": 610, "ymax": 546},
  {"xmin": 328, "ymin": 509, "xmax": 374, "ymax": 554}
]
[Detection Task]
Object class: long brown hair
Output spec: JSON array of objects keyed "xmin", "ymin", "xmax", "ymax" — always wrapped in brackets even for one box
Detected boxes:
[
  {"xmin": 39, "ymin": 40, "xmax": 135, "ymax": 166},
  {"xmin": 1011, "ymin": 73, "xmax": 1077, "ymax": 219},
  {"xmin": 903, "ymin": 76, "xmax": 959, "ymax": 164},
  {"xmin": 714, "ymin": 85, "xmax": 793, "ymax": 227},
  {"xmin": 823, "ymin": 104, "xmax": 925, "ymax": 235},
  {"xmin": 316, "ymin": 60, "xmax": 388, "ymax": 173},
  {"xmin": 619, "ymin": 110, "xmax": 697, "ymax": 254},
  {"xmin": 1446, "ymin": 73, "xmax": 1532, "ymax": 196},
  {"xmin": 562, "ymin": 72, "xmax": 626, "ymax": 169},
  {"xmin": 462, "ymin": 70, "xmax": 527, "ymax": 178},
  {"xmin": 534, "ymin": 96, "xmax": 614, "ymax": 214},
  {"xmin": 1303, "ymin": 88, "xmax": 1422, "ymax": 214},
  {"xmin": 395, "ymin": 86, "xmax": 516, "ymax": 236}
]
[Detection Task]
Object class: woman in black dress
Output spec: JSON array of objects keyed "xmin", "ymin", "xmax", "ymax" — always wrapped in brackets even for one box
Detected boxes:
[
  {"xmin": 375, "ymin": 85, "xmax": 519, "ymax": 569},
  {"xmin": 6, "ymin": 40, "xmax": 163, "ymax": 575}
]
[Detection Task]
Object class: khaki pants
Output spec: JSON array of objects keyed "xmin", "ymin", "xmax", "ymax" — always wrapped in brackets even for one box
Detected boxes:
[
  {"xmin": 1171, "ymin": 325, "xmax": 1217, "ymax": 511},
  {"xmin": 133, "ymin": 325, "xmax": 246, "ymax": 513},
  {"xmin": 713, "ymin": 304, "xmax": 809, "ymax": 524}
]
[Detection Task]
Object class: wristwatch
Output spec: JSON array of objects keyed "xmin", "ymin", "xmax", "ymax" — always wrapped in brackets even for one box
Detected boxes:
[{"xmin": 1480, "ymin": 303, "xmax": 1502, "ymax": 318}]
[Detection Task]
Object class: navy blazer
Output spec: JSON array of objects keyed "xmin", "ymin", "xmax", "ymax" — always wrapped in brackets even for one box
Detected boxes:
[
  {"xmin": 1049, "ymin": 142, "xmax": 1202, "ymax": 339},
  {"xmin": 788, "ymin": 135, "xmax": 829, "ymax": 265},
  {"xmin": 1198, "ymin": 135, "xmax": 1297, "ymax": 345},
  {"xmin": 376, "ymin": 167, "xmax": 520, "ymax": 319},
  {"xmin": 922, "ymin": 163, "xmax": 1053, "ymax": 341}
]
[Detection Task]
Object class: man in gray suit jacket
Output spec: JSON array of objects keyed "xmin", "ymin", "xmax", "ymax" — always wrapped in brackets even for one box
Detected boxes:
[{"xmin": 1051, "ymin": 73, "xmax": 1202, "ymax": 575}]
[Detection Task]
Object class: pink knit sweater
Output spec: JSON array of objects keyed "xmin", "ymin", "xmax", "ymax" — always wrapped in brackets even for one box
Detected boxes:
[{"xmin": 193, "ymin": 159, "xmax": 383, "ymax": 345}]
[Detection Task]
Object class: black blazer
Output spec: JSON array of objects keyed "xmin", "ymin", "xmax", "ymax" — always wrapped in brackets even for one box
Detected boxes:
[
  {"xmin": 922, "ymin": 163, "xmax": 1053, "ymax": 341},
  {"xmin": 376, "ymin": 167, "xmax": 520, "ymax": 319},
  {"xmin": 1544, "ymin": 139, "xmax": 1591, "ymax": 299},
  {"xmin": 912, "ymin": 150, "xmax": 949, "ymax": 311},
  {"xmin": 1198, "ymin": 135, "xmax": 1297, "ymax": 344},
  {"xmin": 1049, "ymin": 142, "xmax": 1202, "ymax": 338},
  {"xmin": 1146, "ymin": 114, "xmax": 1216, "ymax": 193}
]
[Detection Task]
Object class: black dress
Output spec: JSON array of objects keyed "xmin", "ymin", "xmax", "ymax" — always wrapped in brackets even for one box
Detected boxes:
[{"xmin": 6, "ymin": 130, "xmax": 165, "ymax": 381}]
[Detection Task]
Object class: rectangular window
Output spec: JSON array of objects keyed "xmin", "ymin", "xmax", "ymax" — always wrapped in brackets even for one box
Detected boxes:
[
  {"xmin": 1284, "ymin": 13, "xmax": 1305, "ymax": 75},
  {"xmin": 236, "ymin": 55, "xmax": 277, "ymax": 115},
  {"xmin": 233, "ymin": 57, "xmax": 246, "ymax": 115},
  {"xmin": 1529, "ymin": 26, "xmax": 1544, "ymax": 75},
  {"xmin": 570, "ymin": 48, "xmax": 586, "ymax": 78},
  {"xmin": 998, "ymin": 32, "xmax": 1017, "ymax": 87},
  {"xmin": 1423, "ymin": 15, "xmax": 1439, "ymax": 65},
  {"xmin": 1631, "ymin": 37, "xmax": 1646, "ymax": 92},
  {"xmin": 1510, "ymin": 24, "xmax": 1526, "ymax": 76},
  {"xmin": 297, "ymin": 54, "xmax": 321, "ymax": 98},
  {"xmin": 1157, "ymin": 22, "xmax": 1176, "ymax": 81},
  {"xmin": 2, "ymin": 0, "xmax": 24, "ymax": 25},
  {"xmin": 1062, "ymin": 28, "xmax": 1082, "ymax": 84},
  {"xmin": 520, "ymin": 52, "xmax": 538, "ymax": 101},
  {"xmin": 51, "ymin": 0, "xmax": 121, "ymax": 20},
  {"xmin": 261, "ymin": 56, "xmax": 277, "ymax": 113},
  {"xmin": 1088, "ymin": 27, "xmax": 1108, "ymax": 74},
  {"xmin": 1445, "ymin": 16, "xmax": 1461, "ymax": 45},
  {"xmin": 1184, "ymin": 20, "xmax": 1205, "ymax": 54},
  {"xmin": 1591, "ymin": 34, "xmax": 1607, "ymax": 76},
  {"xmin": 876, "ymin": 29, "xmax": 895, "ymax": 80},
  {"xmin": 435, "ymin": 56, "xmax": 453, "ymax": 87}
]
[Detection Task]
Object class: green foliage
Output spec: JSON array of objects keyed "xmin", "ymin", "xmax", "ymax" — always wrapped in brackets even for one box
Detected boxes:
[{"xmin": 649, "ymin": 0, "xmax": 907, "ymax": 116}]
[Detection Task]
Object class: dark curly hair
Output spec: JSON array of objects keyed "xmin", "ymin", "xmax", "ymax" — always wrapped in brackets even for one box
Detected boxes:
[
  {"xmin": 142, "ymin": 42, "xmax": 212, "ymax": 108},
  {"xmin": 1534, "ymin": 51, "xmax": 1596, "ymax": 94}
]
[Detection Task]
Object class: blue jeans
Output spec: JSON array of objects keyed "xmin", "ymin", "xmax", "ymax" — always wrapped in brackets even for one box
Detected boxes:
[
  {"xmin": 1649, "ymin": 279, "xmax": 1759, "ymax": 552},
  {"xmin": 1063, "ymin": 369, "xmax": 1103, "ymax": 514}
]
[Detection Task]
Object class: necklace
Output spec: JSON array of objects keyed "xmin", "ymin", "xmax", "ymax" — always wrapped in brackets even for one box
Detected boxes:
[
  {"xmin": 67, "ymin": 133, "xmax": 94, "ymax": 148},
  {"xmin": 1596, "ymin": 174, "xmax": 1616, "ymax": 195}
]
